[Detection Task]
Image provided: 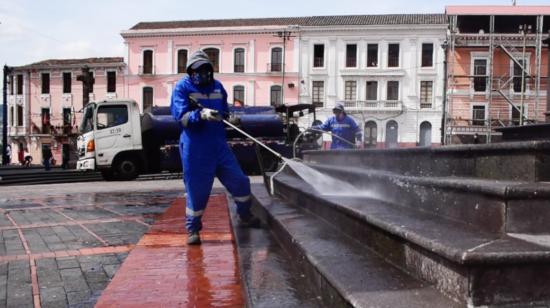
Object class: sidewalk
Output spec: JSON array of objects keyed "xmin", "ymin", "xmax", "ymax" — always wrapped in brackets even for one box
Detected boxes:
[{"xmin": 96, "ymin": 193, "xmax": 244, "ymax": 307}]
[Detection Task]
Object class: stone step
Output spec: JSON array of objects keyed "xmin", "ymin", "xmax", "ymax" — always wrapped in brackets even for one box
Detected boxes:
[
  {"xmin": 306, "ymin": 163, "xmax": 550, "ymax": 234},
  {"xmin": 250, "ymin": 184, "xmax": 460, "ymax": 308},
  {"xmin": 272, "ymin": 173, "xmax": 550, "ymax": 307},
  {"xmin": 303, "ymin": 140, "xmax": 550, "ymax": 182},
  {"xmin": 227, "ymin": 195, "xmax": 325, "ymax": 308}
]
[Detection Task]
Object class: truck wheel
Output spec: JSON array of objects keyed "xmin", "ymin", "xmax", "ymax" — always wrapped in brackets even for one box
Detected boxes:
[{"xmin": 114, "ymin": 158, "xmax": 138, "ymax": 180}]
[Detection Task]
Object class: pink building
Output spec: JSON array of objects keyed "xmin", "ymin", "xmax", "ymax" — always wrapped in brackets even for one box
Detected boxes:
[
  {"xmin": 6, "ymin": 58, "xmax": 125, "ymax": 166},
  {"xmin": 445, "ymin": 6, "xmax": 549, "ymax": 144},
  {"xmin": 121, "ymin": 19, "xmax": 301, "ymax": 111}
]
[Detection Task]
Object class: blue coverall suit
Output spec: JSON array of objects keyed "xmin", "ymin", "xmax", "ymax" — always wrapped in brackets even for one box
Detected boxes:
[
  {"xmin": 170, "ymin": 76, "xmax": 252, "ymax": 232},
  {"xmin": 316, "ymin": 115, "xmax": 361, "ymax": 149}
]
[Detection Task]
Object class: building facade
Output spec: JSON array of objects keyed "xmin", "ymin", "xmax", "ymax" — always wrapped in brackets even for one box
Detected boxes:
[
  {"xmin": 297, "ymin": 15, "xmax": 447, "ymax": 148},
  {"xmin": 445, "ymin": 6, "xmax": 550, "ymax": 144},
  {"xmin": 121, "ymin": 19, "xmax": 302, "ymax": 112},
  {"xmin": 6, "ymin": 58, "xmax": 125, "ymax": 165}
]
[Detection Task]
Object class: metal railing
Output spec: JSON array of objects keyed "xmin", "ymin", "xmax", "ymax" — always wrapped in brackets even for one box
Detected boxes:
[
  {"xmin": 266, "ymin": 63, "xmax": 284, "ymax": 73},
  {"xmin": 138, "ymin": 65, "xmax": 156, "ymax": 75},
  {"xmin": 454, "ymin": 33, "xmax": 538, "ymax": 47},
  {"xmin": 342, "ymin": 100, "xmax": 403, "ymax": 110}
]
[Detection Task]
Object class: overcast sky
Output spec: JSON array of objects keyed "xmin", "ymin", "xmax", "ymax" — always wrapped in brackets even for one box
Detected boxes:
[{"xmin": 1, "ymin": 0, "xmax": 549, "ymax": 88}]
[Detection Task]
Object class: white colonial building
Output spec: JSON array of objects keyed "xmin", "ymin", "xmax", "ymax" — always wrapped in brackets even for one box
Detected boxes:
[{"xmin": 297, "ymin": 14, "xmax": 447, "ymax": 148}]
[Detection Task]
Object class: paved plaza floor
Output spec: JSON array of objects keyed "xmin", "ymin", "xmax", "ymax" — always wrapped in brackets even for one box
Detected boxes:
[{"xmin": 0, "ymin": 178, "xmax": 261, "ymax": 308}]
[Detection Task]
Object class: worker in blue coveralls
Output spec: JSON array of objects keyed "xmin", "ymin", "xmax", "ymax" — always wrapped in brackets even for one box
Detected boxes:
[
  {"xmin": 314, "ymin": 102, "xmax": 362, "ymax": 149},
  {"xmin": 170, "ymin": 50, "xmax": 260, "ymax": 245}
]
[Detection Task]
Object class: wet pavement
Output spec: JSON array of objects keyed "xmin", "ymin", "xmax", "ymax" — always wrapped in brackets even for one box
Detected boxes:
[
  {"xmin": 0, "ymin": 178, "xmax": 262, "ymax": 308},
  {"xmin": 96, "ymin": 193, "xmax": 244, "ymax": 307}
]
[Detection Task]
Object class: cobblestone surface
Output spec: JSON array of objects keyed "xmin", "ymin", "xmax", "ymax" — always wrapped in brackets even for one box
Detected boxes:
[{"xmin": 0, "ymin": 180, "xmax": 184, "ymax": 308}]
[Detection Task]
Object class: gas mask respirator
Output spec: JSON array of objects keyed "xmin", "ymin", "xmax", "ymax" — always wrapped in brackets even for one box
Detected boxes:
[{"xmin": 191, "ymin": 66, "xmax": 213, "ymax": 87}]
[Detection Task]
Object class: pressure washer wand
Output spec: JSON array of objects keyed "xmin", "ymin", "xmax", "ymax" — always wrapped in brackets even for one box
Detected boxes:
[
  {"xmin": 189, "ymin": 97, "xmax": 285, "ymax": 160},
  {"xmin": 222, "ymin": 119, "xmax": 284, "ymax": 160}
]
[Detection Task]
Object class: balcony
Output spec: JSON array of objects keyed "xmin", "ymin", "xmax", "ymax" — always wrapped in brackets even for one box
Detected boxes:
[
  {"xmin": 51, "ymin": 125, "xmax": 80, "ymax": 136},
  {"xmin": 8, "ymin": 126, "xmax": 26, "ymax": 136},
  {"xmin": 266, "ymin": 63, "xmax": 285, "ymax": 73},
  {"xmin": 138, "ymin": 65, "xmax": 156, "ymax": 75},
  {"xmin": 454, "ymin": 33, "xmax": 538, "ymax": 47},
  {"xmin": 342, "ymin": 100, "xmax": 403, "ymax": 112}
]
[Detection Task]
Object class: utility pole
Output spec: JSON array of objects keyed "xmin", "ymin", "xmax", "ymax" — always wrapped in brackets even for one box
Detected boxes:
[
  {"xmin": 275, "ymin": 30, "xmax": 296, "ymax": 106},
  {"xmin": 2, "ymin": 65, "xmax": 12, "ymax": 165},
  {"xmin": 77, "ymin": 66, "xmax": 94, "ymax": 107}
]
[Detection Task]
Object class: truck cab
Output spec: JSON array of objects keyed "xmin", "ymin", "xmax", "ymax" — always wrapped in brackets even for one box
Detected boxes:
[{"xmin": 76, "ymin": 100, "xmax": 143, "ymax": 179}]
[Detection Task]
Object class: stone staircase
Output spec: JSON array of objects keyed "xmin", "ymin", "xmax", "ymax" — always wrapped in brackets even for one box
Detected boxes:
[{"xmin": 238, "ymin": 141, "xmax": 550, "ymax": 307}]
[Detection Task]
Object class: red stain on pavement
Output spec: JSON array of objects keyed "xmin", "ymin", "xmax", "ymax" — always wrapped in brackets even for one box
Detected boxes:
[{"xmin": 95, "ymin": 194, "xmax": 245, "ymax": 307}]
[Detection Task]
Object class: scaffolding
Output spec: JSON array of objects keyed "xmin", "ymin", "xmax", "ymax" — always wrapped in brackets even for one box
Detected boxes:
[{"xmin": 445, "ymin": 13, "xmax": 549, "ymax": 144}]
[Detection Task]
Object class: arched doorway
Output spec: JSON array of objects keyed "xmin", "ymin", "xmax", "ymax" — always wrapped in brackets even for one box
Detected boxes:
[
  {"xmin": 385, "ymin": 120, "xmax": 398, "ymax": 148},
  {"xmin": 419, "ymin": 121, "xmax": 432, "ymax": 147},
  {"xmin": 364, "ymin": 121, "xmax": 377, "ymax": 148}
]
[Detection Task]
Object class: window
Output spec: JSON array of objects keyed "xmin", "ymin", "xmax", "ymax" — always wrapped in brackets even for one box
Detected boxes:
[
  {"xmin": 203, "ymin": 48, "xmax": 220, "ymax": 73},
  {"xmin": 313, "ymin": 44, "xmax": 324, "ymax": 67},
  {"xmin": 16, "ymin": 75, "xmax": 23, "ymax": 95},
  {"xmin": 513, "ymin": 60, "xmax": 527, "ymax": 93},
  {"xmin": 9, "ymin": 75, "xmax": 13, "ymax": 94},
  {"xmin": 234, "ymin": 48, "xmax": 245, "ymax": 73},
  {"xmin": 143, "ymin": 50, "xmax": 153, "ymax": 74},
  {"xmin": 420, "ymin": 81, "xmax": 433, "ymax": 108},
  {"xmin": 472, "ymin": 105, "xmax": 486, "ymax": 126},
  {"xmin": 97, "ymin": 105, "xmax": 128, "ymax": 130},
  {"xmin": 473, "ymin": 59, "xmax": 488, "ymax": 92},
  {"xmin": 346, "ymin": 44, "xmax": 357, "ymax": 67},
  {"xmin": 143, "ymin": 87, "xmax": 153, "ymax": 111},
  {"xmin": 41, "ymin": 73, "xmax": 50, "ymax": 94},
  {"xmin": 41, "ymin": 108, "xmax": 50, "ymax": 134},
  {"xmin": 63, "ymin": 72, "xmax": 71, "ymax": 94},
  {"xmin": 344, "ymin": 81, "xmax": 357, "ymax": 101},
  {"xmin": 366, "ymin": 81, "xmax": 378, "ymax": 101},
  {"xmin": 388, "ymin": 44, "xmax": 400, "ymax": 67},
  {"xmin": 387, "ymin": 81, "xmax": 399, "ymax": 101},
  {"xmin": 270, "ymin": 85, "xmax": 282, "ymax": 106},
  {"xmin": 312, "ymin": 81, "xmax": 324, "ymax": 107},
  {"xmin": 107, "ymin": 71, "xmax": 116, "ymax": 93},
  {"xmin": 63, "ymin": 108, "xmax": 71, "ymax": 126},
  {"xmin": 271, "ymin": 47, "xmax": 282, "ymax": 72},
  {"xmin": 511, "ymin": 106, "xmax": 525, "ymax": 125},
  {"xmin": 233, "ymin": 85, "xmax": 245, "ymax": 105},
  {"xmin": 177, "ymin": 49, "xmax": 188, "ymax": 74},
  {"xmin": 367, "ymin": 44, "xmax": 378, "ymax": 67},
  {"xmin": 9, "ymin": 106, "xmax": 14, "ymax": 126},
  {"xmin": 16, "ymin": 105, "xmax": 23, "ymax": 126},
  {"xmin": 421, "ymin": 43, "xmax": 434, "ymax": 67}
]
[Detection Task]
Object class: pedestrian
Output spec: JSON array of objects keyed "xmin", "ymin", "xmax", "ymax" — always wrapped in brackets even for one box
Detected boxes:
[
  {"xmin": 170, "ymin": 50, "xmax": 260, "ymax": 245},
  {"xmin": 43, "ymin": 145, "xmax": 52, "ymax": 171},
  {"xmin": 5, "ymin": 144, "xmax": 11, "ymax": 165},
  {"xmin": 24, "ymin": 149, "xmax": 33, "ymax": 167},
  {"xmin": 313, "ymin": 102, "xmax": 362, "ymax": 149},
  {"xmin": 18, "ymin": 143, "xmax": 24, "ymax": 165}
]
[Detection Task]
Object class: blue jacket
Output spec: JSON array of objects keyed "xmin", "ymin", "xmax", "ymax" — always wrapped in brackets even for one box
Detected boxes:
[
  {"xmin": 316, "ymin": 115, "xmax": 361, "ymax": 149},
  {"xmin": 170, "ymin": 76, "xmax": 229, "ymax": 147}
]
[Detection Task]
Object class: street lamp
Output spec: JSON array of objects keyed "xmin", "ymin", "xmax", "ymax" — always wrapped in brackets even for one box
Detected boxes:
[
  {"xmin": 2, "ymin": 65, "xmax": 13, "ymax": 165},
  {"xmin": 518, "ymin": 24, "xmax": 531, "ymax": 126},
  {"xmin": 274, "ymin": 30, "xmax": 295, "ymax": 105},
  {"xmin": 440, "ymin": 40, "xmax": 448, "ymax": 145}
]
